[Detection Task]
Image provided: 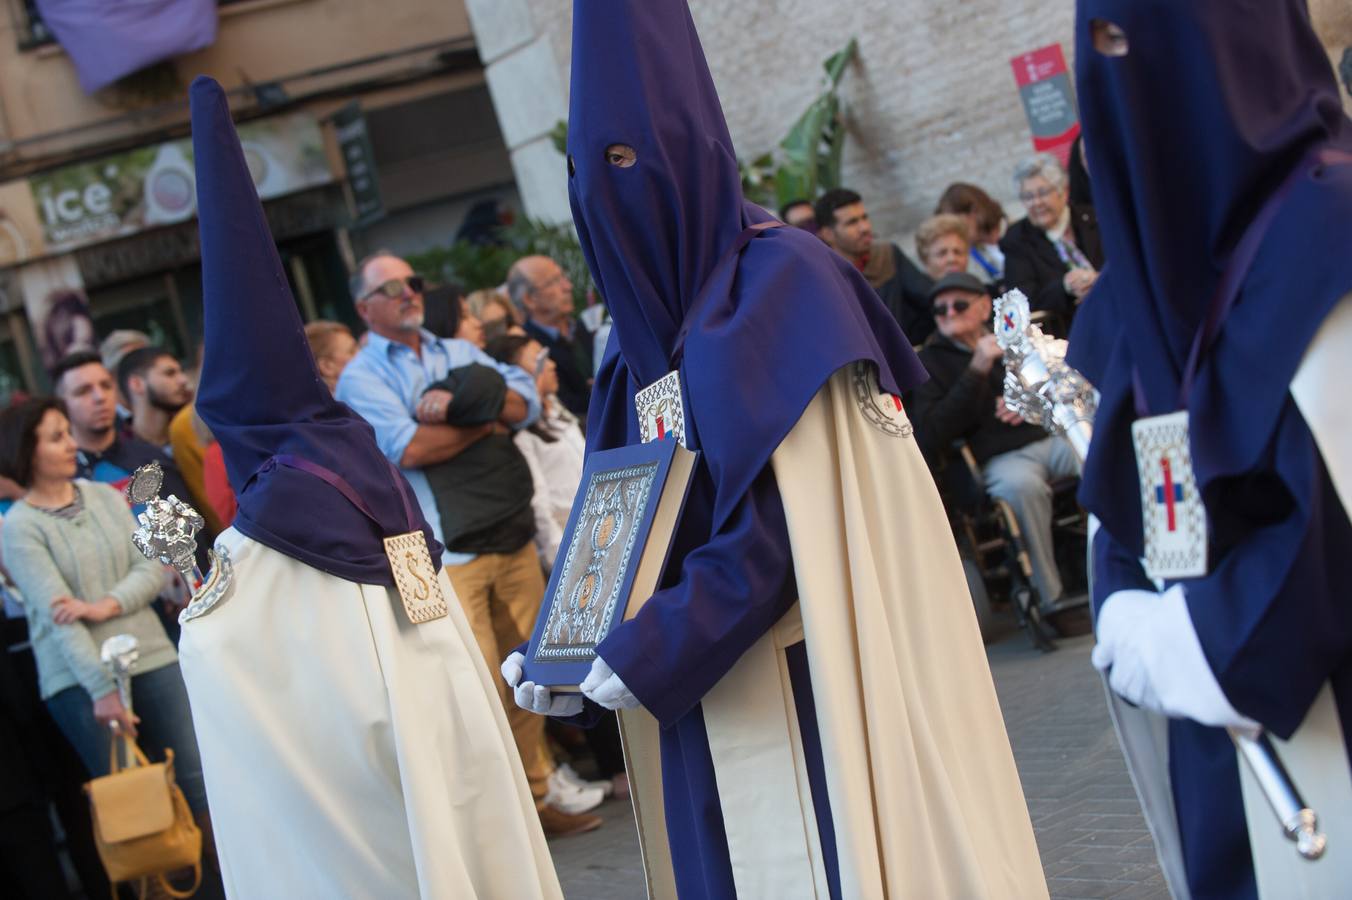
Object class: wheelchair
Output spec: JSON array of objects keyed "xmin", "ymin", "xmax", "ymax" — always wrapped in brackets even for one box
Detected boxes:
[{"xmin": 937, "ymin": 442, "xmax": 1088, "ymax": 653}]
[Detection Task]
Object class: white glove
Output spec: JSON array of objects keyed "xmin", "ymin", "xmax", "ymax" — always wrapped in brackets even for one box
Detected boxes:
[
  {"xmin": 1092, "ymin": 585, "xmax": 1260, "ymax": 733},
  {"xmin": 500, "ymin": 651, "xmax": 584, "ymax": 717},
  {"xmin": 580, "ymin": 656, "xmax": 641, "ymax": 711}
]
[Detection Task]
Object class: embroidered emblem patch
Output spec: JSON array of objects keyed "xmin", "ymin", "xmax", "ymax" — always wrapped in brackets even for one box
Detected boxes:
[
  {"xmin": 635, "ymin": 370, "xmax": 688, "ymax": 448},
  {"xmin": 1131, "ymin": 411, "xmax": 1208, "ymax": 579},
  {"xmin": 853, "ymin": 362, "xmax": 913, "ymax": 439},
  {"xmin": 384, "ymin": 531, "xmax": 449, "ymax": 624}
]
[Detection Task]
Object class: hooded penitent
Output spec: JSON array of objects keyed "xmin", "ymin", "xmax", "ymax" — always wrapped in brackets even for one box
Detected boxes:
[
  {"xmin": 1068, "ymin": 0, "xmax": 1352, "ymax": 553},
  {"xmin": 190, "ymin": 76, "xmax": 440, "ymax": 585},
  {"xmin": 570, "ymin": 0, "xmax": 927, "ymax": 530},
  {"xmin": 1069, "ymin": 5, "xmax": 1352, "ymax": 897}
]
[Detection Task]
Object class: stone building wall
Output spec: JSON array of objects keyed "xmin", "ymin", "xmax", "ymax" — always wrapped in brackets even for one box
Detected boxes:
[{"xmin": 474, "ymin": 1, "xmax": 1352, "ymax": 247}]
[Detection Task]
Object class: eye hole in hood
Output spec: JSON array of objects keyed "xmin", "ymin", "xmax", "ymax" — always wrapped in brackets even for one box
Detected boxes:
[
  {"xmin": 605, "ymin": 144, "xmax": 638, "ymax": 168},
  {"xmin": 1091, "ymin": 19, "xmax": 1129, "ymax": 57}
]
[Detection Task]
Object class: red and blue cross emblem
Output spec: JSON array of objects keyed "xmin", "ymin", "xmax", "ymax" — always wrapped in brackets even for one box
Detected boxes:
[{"xmin": 1154, "ymin": 457, "xmax": 1183, "ymax": 532}]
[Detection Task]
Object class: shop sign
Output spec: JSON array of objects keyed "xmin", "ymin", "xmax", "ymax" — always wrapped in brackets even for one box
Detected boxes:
[
  {"xmin": 333, "ymin": 102, "xmax": 384, "ymax": 226},
  {"xmin": 0, "ymin": 112, "xmax": 334, "ymax": 267}
]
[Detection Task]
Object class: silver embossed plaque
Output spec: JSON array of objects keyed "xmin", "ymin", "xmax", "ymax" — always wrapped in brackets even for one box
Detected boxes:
[{"xmin": 535, "ymin": 461, "xmax": 659, "ymax": 661}]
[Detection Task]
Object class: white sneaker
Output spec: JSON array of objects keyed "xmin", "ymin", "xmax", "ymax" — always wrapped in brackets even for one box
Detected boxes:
[
  {"xmin": 545, "ymin": 768, "xmax": 605, "ymax": 814},
  {"xmin": 555, "ymin": 762, "xmax": 614, "ymax": 798}
]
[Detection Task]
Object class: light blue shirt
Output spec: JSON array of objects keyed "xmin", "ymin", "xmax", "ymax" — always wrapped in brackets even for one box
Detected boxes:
[{"xmin": 336, "ymin": 328, "xmax": 540, "ymax": 565}]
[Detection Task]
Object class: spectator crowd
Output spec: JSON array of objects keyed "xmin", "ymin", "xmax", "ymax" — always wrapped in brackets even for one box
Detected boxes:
[{"xmin": 0, "ymin": 147, "xmax": 1101, "ymax": 895}]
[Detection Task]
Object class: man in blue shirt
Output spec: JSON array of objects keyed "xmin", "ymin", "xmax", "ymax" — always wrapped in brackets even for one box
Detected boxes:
[{"xmin": 338, "ymin": 252, "xmax": 604, "ymax": 837}]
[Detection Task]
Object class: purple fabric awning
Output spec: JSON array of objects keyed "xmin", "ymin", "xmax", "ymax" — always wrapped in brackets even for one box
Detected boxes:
[{"xmin": 36, "ymin": 0, "xmax": 219, "ymax": 94}]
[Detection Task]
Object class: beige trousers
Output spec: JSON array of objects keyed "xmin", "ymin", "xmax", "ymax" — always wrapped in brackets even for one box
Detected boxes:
[{"xmin": 446, "ymin": 542, "xmax": 554, "ymax": 804}]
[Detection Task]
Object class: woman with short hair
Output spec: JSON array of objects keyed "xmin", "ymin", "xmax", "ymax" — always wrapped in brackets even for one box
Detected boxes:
[
  {"xmin": 304, "ymin": 320, "xmax": 358, "ymax": 394},
  {"xmin": 915, "ymin": 213, "xmax": 974, "ymax": 282}
]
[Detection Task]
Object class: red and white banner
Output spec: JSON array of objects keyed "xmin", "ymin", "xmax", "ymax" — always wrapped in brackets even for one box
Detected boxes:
[{"xmin": 1010, "ymin": 45, "xmax": 1080, "ymax": 167}]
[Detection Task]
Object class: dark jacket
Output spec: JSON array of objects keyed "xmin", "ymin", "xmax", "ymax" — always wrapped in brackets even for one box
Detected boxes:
[
  {"xmin": 422, "ymin": 364, "xmax": 535, "ymax": 555},
  {"xmin": 1000, "ymin": 205, "xmax": 1104, "ymax": 318},
  {"xmin": 524, "ymin": 317, "xmax": 594, "ymax": 422},
  {"xmin": 905, "ymin": 333, "xmax": 1047, "ymax": 468},
  {"xmin": 875, "ymin": 244, "xmax": 937, "ymax": 345}
]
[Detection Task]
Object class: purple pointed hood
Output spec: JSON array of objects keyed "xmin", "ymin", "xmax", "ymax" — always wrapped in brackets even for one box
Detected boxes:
[
  {"xmin": 191, "ymin": 76, "xmax": 439, "ymax": 585},
  {"xmin": 569, "ymin": 0, "xmax": 927, "ymax": 531}
]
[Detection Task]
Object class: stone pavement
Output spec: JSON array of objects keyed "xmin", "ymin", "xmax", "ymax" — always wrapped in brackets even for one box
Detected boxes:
[{"xmin": 549, "ymin": 626, "xmax": 1172, "ymax": 900}]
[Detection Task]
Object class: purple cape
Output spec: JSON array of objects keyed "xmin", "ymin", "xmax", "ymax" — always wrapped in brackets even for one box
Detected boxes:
[{"xmin": 191, "ymin": 76, "xmax": 440, "ymax": 587}]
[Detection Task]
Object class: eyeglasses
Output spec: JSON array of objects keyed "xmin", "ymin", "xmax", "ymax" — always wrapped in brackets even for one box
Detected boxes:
[
  {"xmin": 361, "ymin": 275, "xmax": 425, "ymax": 302},
  {"xmin": 931, "ymin": 299, "xmax": 972, "ymax": 318},
  {"xmin": 1018, "ymin": 186, "xmax": 1059, "ymax": 204}
]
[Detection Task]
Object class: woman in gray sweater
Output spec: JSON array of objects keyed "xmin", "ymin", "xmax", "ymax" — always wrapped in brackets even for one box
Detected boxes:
[{"xmin": 0, "ymin": 397, "xmax": 208, "ymax": 817}]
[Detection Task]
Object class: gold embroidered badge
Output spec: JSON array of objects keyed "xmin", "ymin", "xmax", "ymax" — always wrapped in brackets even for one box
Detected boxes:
[{"xmin": 384, "ymin": 531, "xmax": 448, "ymax": 624}]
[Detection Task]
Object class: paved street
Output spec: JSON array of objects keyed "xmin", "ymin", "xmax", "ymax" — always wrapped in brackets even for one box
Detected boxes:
[{"xmin": 549, "ymin": 625, "xmax": 1170, "ymax": 900}]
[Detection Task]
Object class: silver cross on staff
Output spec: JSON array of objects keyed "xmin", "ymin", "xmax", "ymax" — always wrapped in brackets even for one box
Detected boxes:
[{"xmin": 127, "ymin": 461, "xmax": 234, "ymax": 623}]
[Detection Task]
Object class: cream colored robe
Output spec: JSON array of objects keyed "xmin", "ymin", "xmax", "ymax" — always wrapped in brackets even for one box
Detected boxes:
[
  {"xmin": 177, "ymin": 529, "xmax": 562, "ymax": 899},
  {"xmin": 621, "ymin": 363, "xmax": 1048, "ymax": 899}
]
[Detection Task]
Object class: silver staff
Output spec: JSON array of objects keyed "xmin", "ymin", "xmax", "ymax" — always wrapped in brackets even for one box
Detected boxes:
[
  {"xmin": 100, "ymin": 633, "xmax": 139, "ymax": 767},
  {"xmin": 101, "ymin": 633, "xmax": 139, "ymax": 711},
  {"xmin": 993, "ymin": 289, "xmax": 1095, "ymax": 460},
  {"xmin": 993, "ymin": 288, "xmax": 1326, "ymax": 862},
  {"xmin": 1234, "ymin": 730, "xmax": 1326, "ymax": 860},
  {"xmin": 127, "ymin": 461, "xmax": 233, "ymax": 623}
]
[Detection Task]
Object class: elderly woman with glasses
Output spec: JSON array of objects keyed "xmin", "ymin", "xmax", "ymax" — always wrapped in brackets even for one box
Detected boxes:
[{"xmin": 999, "ymin": 153, "xmax": 1105, "ymax": 327}]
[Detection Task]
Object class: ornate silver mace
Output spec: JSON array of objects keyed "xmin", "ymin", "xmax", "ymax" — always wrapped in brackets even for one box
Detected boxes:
[{"xmin": 126, "ymin": 461, "xmax": 233, "ymax": 623}]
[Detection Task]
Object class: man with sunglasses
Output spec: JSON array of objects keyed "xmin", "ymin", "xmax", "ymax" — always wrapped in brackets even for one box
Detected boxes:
[
  {"xmin": 337, "ymin": 253, "xmax": 607, "ymax": 837},
  {"xmin": 906, "ymin": 272, "xmax": 1084, "ymax": 633}
]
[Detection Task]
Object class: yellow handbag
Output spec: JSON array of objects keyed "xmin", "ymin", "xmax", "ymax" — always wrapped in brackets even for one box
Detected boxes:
[{"xmin": 85, "ymin": 733, "xmax": 202, "ymax": 898}]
